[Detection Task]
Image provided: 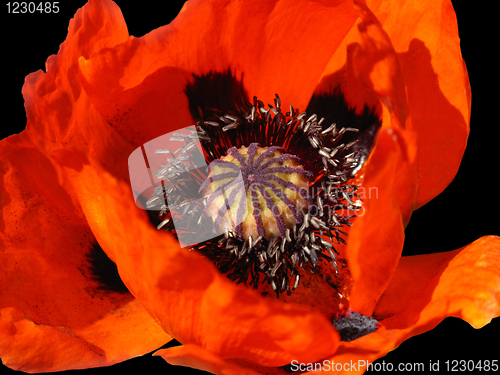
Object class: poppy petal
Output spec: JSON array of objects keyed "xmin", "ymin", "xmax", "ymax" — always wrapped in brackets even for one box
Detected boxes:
[
  {"xmin": 351, "ymin": 0, "xmax": 409, "ymax": 129},
  {"xmin": 312, "ymin": 0, "xmax": 408, "ymax": 126},
  {"xmin": 0, "ymin": 134, "xmax": 170, "ymax": 372},
  {"xmin": 156, "ymin": 344, "xmax": 260, "ymax": 375},
  {"xmin": 348, "ymin": 127, "xmax": 415, "ymax": 316},
  {"xmin": 365, "ymin": 0, "xmax": 470, "ymax": 208},
  {"xmin": 78, "ymin": 0, "xmax": 361, "ymax": 147},
  {"xmin": 22, "ymin": 0, "xmax": 133, "ymax": 182},
  {"xmin": 311, "ymin": 0, "xmax": 418, "ymax": 225},
  {"xmin": 338, "ymin": 4, "xmax": 420, "ymax": 309},
  {"xmin": 53, "ymin": 147, "xmax": 341, "ymax": 368},
  {"xmin": 375, "ymin": 235, "xmax": 500, "ymax": 329},
  {"xmin": 317, "ymin": 236, "xmax": 500, "ymax": 373},
  {"xmin": 354, "ymin": 0, "xmax": 424, "ymax": 226}
]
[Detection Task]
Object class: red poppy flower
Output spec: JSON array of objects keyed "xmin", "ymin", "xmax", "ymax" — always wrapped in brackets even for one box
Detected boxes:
[{"xmin": 1, "ymin": 0, "xmax": 499, "ymax": 374}]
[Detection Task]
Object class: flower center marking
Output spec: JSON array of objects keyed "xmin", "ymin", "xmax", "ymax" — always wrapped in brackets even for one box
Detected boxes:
[
  {"xmin": 149, "ymin": 93, "xmax": 367, "ymax": 299},
  {"xmin": 199, "ymin": 143, "xmax": 313, "ymax": 240}
]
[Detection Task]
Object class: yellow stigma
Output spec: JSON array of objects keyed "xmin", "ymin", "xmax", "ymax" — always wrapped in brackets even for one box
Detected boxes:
[{"xmin": 199, "ymin": 143, "xmax": 313, "ymax": 240}]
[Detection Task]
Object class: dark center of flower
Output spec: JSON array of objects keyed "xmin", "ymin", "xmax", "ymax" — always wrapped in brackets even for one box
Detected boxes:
[
  {"xmin": 199, "ymin": 143, "xmax": 313, "ymax": 240},
  {"xmin": 146, "ymin": 88, "xmax": 376, "ymax": 302}
]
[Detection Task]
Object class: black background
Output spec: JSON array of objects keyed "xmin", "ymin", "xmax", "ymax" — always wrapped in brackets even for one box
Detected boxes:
[{"xmin": 1, "ymin": 0, "xmax": 498, "ymax": 374}]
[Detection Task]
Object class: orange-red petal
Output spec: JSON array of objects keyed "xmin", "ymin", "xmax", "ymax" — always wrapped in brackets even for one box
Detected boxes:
[
  {"xmin": 22, "ymin": 0, "xmax": 133, "ymax": 183},
  {"xmin": 366, "ymin": 0, "xmax": 470, "ymax": 208},
  {"xmin": 315, "ymin": 235, "xmax": 500, "ymax": 374},
  {"xmin": 375, "ymin": 235, "xmax": 500, "ymax": 329},
  {"xmin": 156, "ymin": 344, "xmax": 261, "ymax": 375},
  {"xmin": 313, "ymin": 0, "xmax": 469, "ymax": 220},
  {"xmin": 78, "ymin": 0, "xmax": 361, "ymax": 147},
  {"xmin": 0, "ymin": 133, "xmax": 170, "ymax": 372},
  {"xmin": 312, "ymin": 0, "xmax": 419, "ymax": 225},
  {"xmin": 347, "ymin": 127, "xmax": 415, "ymax": 316},
  {"xmin": 320, "ymin": 0, "xmax": 419, "ymax": 315},
  {"xmin": 158, "ymin": 236, "xmax": 500, "ymax": 375},
  {"xmin": 352, "ymin": 0, "xmax": 409, "ymax": 129},
  {"xmin": 53, "ymin": 146, "xmax": 342, "ymax": 368}
]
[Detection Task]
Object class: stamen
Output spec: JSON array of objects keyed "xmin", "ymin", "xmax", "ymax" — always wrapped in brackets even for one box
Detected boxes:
[{"xmin": 150, "ymin": 92, "xmax": 369, "ymax": 298}]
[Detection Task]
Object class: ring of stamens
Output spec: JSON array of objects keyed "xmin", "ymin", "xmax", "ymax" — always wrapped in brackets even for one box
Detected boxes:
[{"xmin": 148, "ymin": 94, "xmax": 362, "ymax": 297}]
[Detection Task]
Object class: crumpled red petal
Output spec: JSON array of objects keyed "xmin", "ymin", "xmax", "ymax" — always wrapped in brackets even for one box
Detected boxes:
[
  {"xmin": 78, "ymin": 0, "xmax": 361, "ymax": 148},
  {"xmin": 53, "ymin": 147, "xmax": 341, "ymax": 368},
  {"xmin": 312, "ymin": 0, "xmax": 419, "ymax": 225},
  {"xmin": 375, "ymin": 235, "xmax": 500, "ymax": 329},
  {"xmin": 313, "ymin": 0, "xmax": 470, "ymax": 221},
  {"xmin": 348, "ymin": 128, "xmax": 410, "ymax": 315},
  {"xmin": 155, "ymin": 235, "xmax": 500, "ymax": 374},
  {"xmin": 351, "ymin": 0, "xmax": 409, "ymax": 130},
  {"xmin": 365, "ymin": 0, "xmax": 470, "ymax": 208},
  {"xmin": 316, "ymin": 235, "xmax": 500, "ymax": 375},
  {"xmin": 0, "ymin": 133, "xmax": 170, "ymax": 373},
  {"xmin": 316, "ymin": 0, "xmax": 418, "ymax": 315},
  {"xmin": 22, "ymin": 0, "xmax": 134, "ymax": 183},
  {"xmin": 156, "ymin": 344, "xmax": 261, "ymax": 375}
]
